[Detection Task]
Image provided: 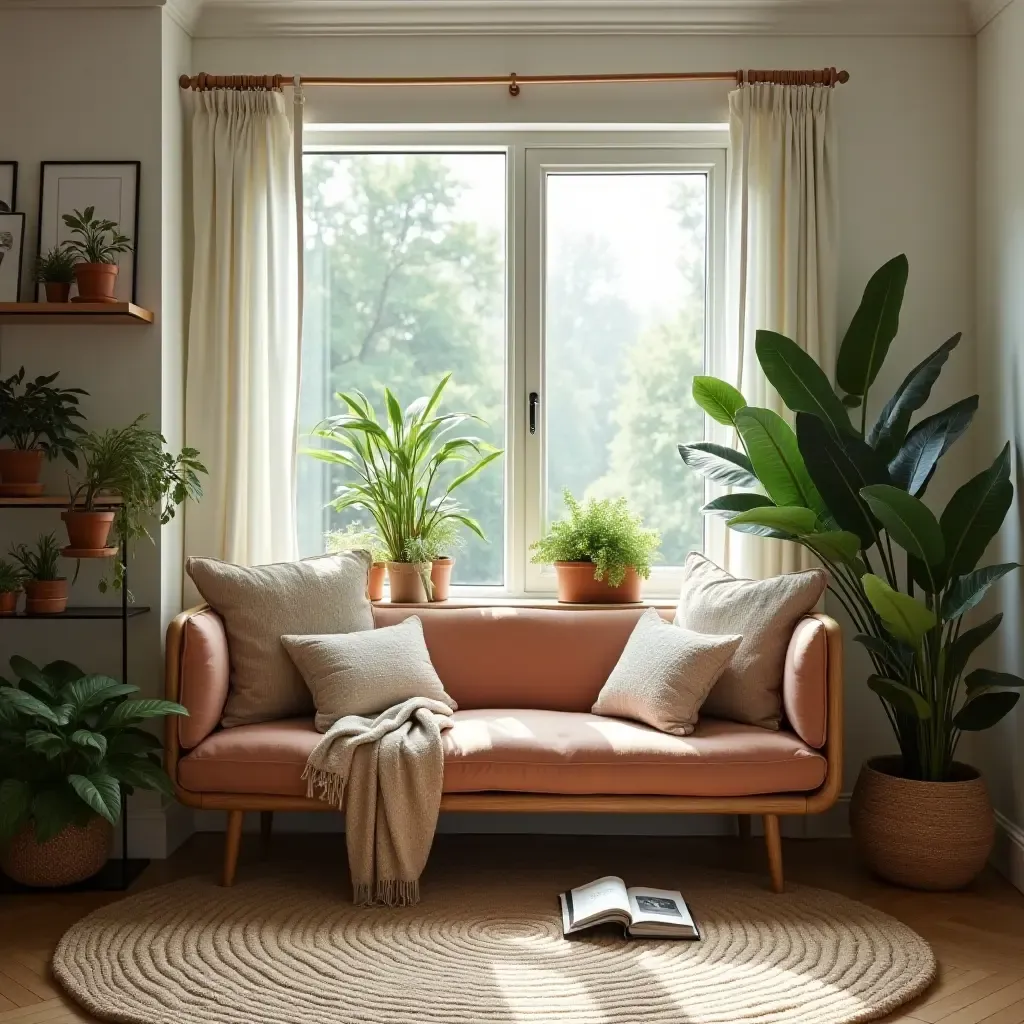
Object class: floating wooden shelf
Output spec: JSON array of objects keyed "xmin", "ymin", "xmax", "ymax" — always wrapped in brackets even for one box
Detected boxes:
[
  {"xmin": 0, "ymin": 302, "xmax": 154, "ymax": 325},
  {"xmin": 0, "ymin": 605, "xmax": 151, "ymax": 621},
  {"xmin": 0, "ymin": 495, "xmax": 123, "ymax": 508}
]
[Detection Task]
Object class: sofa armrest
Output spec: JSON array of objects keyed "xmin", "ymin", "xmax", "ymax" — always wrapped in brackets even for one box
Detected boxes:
[{"xmin": 783, "ymin": 615, "xmax": 832, "ymax": 749}]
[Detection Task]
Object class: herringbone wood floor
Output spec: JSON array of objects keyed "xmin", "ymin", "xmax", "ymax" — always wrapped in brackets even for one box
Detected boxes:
[{"xmin": 1, "ymin": 834, "xmax": 1023, "ymax": 1023}]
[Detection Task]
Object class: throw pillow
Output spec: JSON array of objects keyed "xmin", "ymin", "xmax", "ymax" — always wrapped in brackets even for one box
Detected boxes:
[
  {"xmin": 282, "ymin": 615, "xmax": 456, "ymax": 732},
  {"xmin": 186, "ymin": 551, "xmax": 375, "ymax": 728},
  {"xmin": 674, "ymin": 552, "xmax": 826, "ymax": 729},
  {"xmin": 591, "ymin": 608, "xmax": 741, "ymax": 736}
]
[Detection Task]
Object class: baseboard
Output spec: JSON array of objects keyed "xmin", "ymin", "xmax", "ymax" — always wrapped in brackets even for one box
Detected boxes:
[{"xmin": 993, "ymin": 811, "xmax": 1024, "ymax": 894}]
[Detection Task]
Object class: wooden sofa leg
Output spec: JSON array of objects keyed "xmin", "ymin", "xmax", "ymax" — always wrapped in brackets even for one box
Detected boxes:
[
  {"xmin": 260, "ymin": 810, "xmax": 274, "ymax": 851},
  {"xmin": 737, "ymin": 814, "xmax": 751, "ymax": 839},
  {"xmin": 222, "ymin": 810, "xmax": 244, "ymax": 887},
  {"xmin": 763, "ymin": 814, "xmax": 784, "ymax": 893}
]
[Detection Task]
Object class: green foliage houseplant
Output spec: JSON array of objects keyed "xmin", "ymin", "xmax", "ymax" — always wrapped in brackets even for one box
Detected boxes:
[
  {"xmin": 61, "ymin": 206, "xmax": 133, "ymax": 304},
  {"xmin": 35, "ymin": 245, "xmax": 78, "ymax": 302},
  {"xmin": 0, "ymin": 657, "xmax": 187, "ymax": 886},
  {"xmin": 678, "ymin": 254, "xmax": 1019, "ymax": 888},
  {"xmin": 0, "ymin": 558, "xmax": 23, "ymax": 616},
  {"xmin": 327, "ymin": 524, "xmax": 390, "ymax": 602},
  {"xmin": 10, "ymin": 532, "xmax": 67, "ymax": 614},
  {"xmin": 531, "ymin": 490, "xmax": 661, "ymax": 603}
]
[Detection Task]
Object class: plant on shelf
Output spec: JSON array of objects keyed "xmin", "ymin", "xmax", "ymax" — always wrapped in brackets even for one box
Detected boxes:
[
  {"xmin": 0, "ymin": 656, "xmax": 187, "ymax": 887},
  {"xmin": 0, "ymin": 558, "xmax": 24, "ymax": 616},
  {"xmin": 0, "ymin": 368, "xmax": 87, "ymax": 496},
  {"xmin": 677, "ymin": 253, "xmax": 1020, "ymax": 890},
  {"xmin": 419, "ymin": 518, "xmax": 464, "ymax": 603},
  {"xmin": 35, "ymin": 245, "xmax": 78, "ymax": 303},
  {"xmin": 531, "ymin": 490, "xmax": 660, "ymax": 604},
  {"xmin": 61, "ymin": 206, "xmax": 134, "ymax": 305},
  {"xmin": 9, "ymin": 532, "xmax": 67, "ymax": 614},
  {"xmin": 326, "ymin": 523, "xmax": 390, "ymax": 602},
  {"xmin": 64, "ymin": 415, "xmax": 207, "ymax": 590},
  {"xmin": 307, "ymin": 373, "xmax": 503, "ymax": 604}
]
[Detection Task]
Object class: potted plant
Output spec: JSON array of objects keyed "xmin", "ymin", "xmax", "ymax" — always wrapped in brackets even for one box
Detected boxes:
[
  {"xmin": 308, "ymin": 374, "xmax": 502, "ymax": 605},
  {"xmin": 9, "ymin": 533, "xmax": 67, "ymax": 614},
  {"xmin": 35, "ymin": 245, "xmax": 77, "ymax": 303},
  {"xmin": 60, "ymin": 207, "xmax": 133, "ymax": 304},
  {"xmin": 422, "ymin": 518, "xmax": 464, "ymax": 603},
  {"xmin": 531, "ymin": 491, "xmax": 660, "ymax": 603},
  {"xmin": 64, "ymin": 415, "xmax": 206, "ymax": 588},
  {"xmin": 0, "ymin": 368, "xmax": 87, "ymax": 496},
  {"xmin": 0, "ymin": 656, "xmax": 187, "ymax": 887},
  {"xmin": 678, "ymin": 254, "xmax": 1021, "ymax": 890},
  {"xmin": 326, "ymin": 523, "xmax": 390, "ymax": 602},
  {"xmin": 0, "ymin": 558, "xmax": 23, "ymax": 615}
]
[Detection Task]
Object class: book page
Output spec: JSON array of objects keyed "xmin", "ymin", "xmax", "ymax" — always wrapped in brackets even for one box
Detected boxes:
[
  {"xmin": 565, "ymin": 876, "xmax": 630, "ymax": 928},
  {"xmin": 626, "ymin": 887, "xmax": 697, "ymax": 932}
]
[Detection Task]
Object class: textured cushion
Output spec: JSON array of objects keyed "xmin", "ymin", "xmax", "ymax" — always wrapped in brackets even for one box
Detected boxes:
[
  {"xmin": 783, "ymin": 616, "xmax": 829, "ymax": 748},
  {"xmin": 185, "ymin": 552, "xmax": 374, "ymax": 728},
  {"xmin": 674, "ymin": 553, "xmax": 826, "ymax": 730},
  {"xmin": 282, "ymin": 616, "xmax": 455, "ymax": 732},
  {"xmin": 592, "ymin": 608, "xmax": 741, "ymax": 735},
  {"xmin": 178, "ymin": 609, "xmax": 230, "ymax": 749},
  {"xmin": 177, "ymin": 712, "xmax": 827, "ymax": 798}
]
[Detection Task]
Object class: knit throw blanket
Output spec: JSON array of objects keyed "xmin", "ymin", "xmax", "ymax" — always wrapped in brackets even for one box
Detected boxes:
[{"xmin": 303, "ymin": 696, "xmax": 454, "ymax": 907}]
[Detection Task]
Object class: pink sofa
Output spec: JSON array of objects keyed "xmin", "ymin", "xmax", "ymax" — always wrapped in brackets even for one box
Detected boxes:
[{"xmin": 165, "ymin": 605, "xmax": 843, "ymax": 892}]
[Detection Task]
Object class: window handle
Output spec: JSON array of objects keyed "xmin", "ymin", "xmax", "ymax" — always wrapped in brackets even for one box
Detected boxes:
[{"xmin": 529, "ymin": 392, "xmax": 540, "ymax": 435}]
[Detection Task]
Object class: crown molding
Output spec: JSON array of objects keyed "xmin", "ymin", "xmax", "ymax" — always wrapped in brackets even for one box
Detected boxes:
[
  {"xmin": 165, "ymin": 0, "xmax": 202, "ymax": 32},
  {"xmin": 969, "ymin": 0, "xmax": 1015, "ymax": 30}
]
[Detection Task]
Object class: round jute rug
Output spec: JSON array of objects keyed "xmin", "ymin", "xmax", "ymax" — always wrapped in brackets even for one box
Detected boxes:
[{"xmin": 53, "ymin": 868, "xmax": 935, "ymax": 1024}]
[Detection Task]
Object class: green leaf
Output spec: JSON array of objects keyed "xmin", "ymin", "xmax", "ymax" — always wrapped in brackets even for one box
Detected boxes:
[
  {"xmin": 836, "ymin": 254, "xmax": 909, "ymax": 398},
  {"xmin": 68, "ymin": 772, "xmax": 121, "ymax": 824},
  {"xmin": 842, "ymin": 395, "xmax": 863, "ymax": 409},
  {"xmin": 947, "ymin": 615, "xmax": 1002, "ymax": 684},
  {"xmin": 9, "ymin": 656, "xmax": 54, "ymax": 696},
  {"xmin": 860, "ymin": 484, "xmax": 945, "ymax": 570},
  {"xmin": 0, "ymin": 687, "xmax": 59, "ymax": 724},
  {"xmin": 106, "ymin": 728, "xmax": 162, "ymax": 756},
  {"xmin": 30, "ymin": 785, "xmax": 87, "ymax": 842},
  {"xmin": 728, "ymin": 506, "xmax": 818, "ymax": 536},
  {"xmin": 70, "ymin": 729, "xmax": 107, "ymax": 758},
  {"xmin": 942, "ymin": 563, "xmax": 1021, "ymax": 621},
  {"xmin": 803, "ymin": 530, "xmax": 863, "ymax": 565},
  {"xmin": 867, "ymin": 675, "xmax": 932, "ymax": 719},
  {"xmin": 24, "ymin": 730, "xmax": 66, "ymax": 758},
  {"xmin": 101, "ymin": 699, "xmax": 188, "ymax": 728},
  {"xmin": 106, "ymin": 757, "xmax": 175, "ymax": 798},
  {"xmin": 0, "ymin": 778, "xmax": 31, "ymax": 839},
  {"xmin": 734, "ymin": 407, "xmax": 824, "ymax": 513},
  {"xmin": 677, "ymin": 443, "xmax": 759, "ymax": 490},
  {"xmin": 691, "ymin": 377, "xmax": 746, "ymax": 426},
  {"xmin": 855, "ymin": 633, "xmax": 910, "ymax": 672},
  {"xmin": 41, "ymin": 660, "xmax": 87, "ymax": 688},
  {"xmin": 861, "ymin": 573, "xmax": 937, "ymax": 645},
  {"xmin": 888, "ymin": 396, "xmax": 978, "ymax": 496},
  {"xmin": 701, "ymin": 493, "xmax": 774, "ymax": 520},
  {"xmin": 965, "ymin": 668, "xmax": 1024, "ymax": 693},
  {"xmin": 954, "ymin": 691, "xmax": 1020, "ymax": 731},
  {"xmin": 62, "ymin": 675, "xmax": 136, "ymax": 712},
  {"xmin": 754, "ymin": 330, "xmax": 854, "ymax": 437}
]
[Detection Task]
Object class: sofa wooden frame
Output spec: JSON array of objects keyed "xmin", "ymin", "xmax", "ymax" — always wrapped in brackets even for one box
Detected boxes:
[{"xmin": 164, "ymin": 605, "xmax": 844, "ymax": 894}]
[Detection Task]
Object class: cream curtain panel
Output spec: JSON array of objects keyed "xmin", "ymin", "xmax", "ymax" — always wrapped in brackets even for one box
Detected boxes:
[
  {"xmin": 707, "ymin": 83, "xmax": 839, "ymax": 580},
  {"xmin": 184, "ymin": 89, "xmax": 300, "ymax": 567}
]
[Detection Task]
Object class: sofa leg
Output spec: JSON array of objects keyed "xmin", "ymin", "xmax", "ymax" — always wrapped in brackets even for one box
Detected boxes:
[
  {"xmin": 737, "ymin": 814, "xmax": 751, "ymax": 839},
  {"xmin": 260, "ymin": 810, "xmax": 274, "ymax": 852},
  {"xmin": 763, "ymin": 814, "xmax": 784, "ymax": 893},
  {"xmin": 222, "ymin": 810, "xmax": 244, "ymax": 887}
]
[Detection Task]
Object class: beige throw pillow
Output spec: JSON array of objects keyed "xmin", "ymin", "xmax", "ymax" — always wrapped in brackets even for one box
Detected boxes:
[
  {"xmin": 282, "ymin": 616, "xmax": 456, "ymax": 732},
  {"xmin": 591, "ymin": 608, "xmax": 741, "ymax": 736},
  {"xmin": 186, "ymin": 551, "xmax": 375, "ymax": 728},
  {"xmin": 674, "ymin": 552, "xmax": 826, "ymax": 730}
]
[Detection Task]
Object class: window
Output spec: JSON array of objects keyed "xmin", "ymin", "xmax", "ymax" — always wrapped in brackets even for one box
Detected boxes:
[{"xmin": 300, "ymin": 129, "xmax": 725, "ymax": 596}]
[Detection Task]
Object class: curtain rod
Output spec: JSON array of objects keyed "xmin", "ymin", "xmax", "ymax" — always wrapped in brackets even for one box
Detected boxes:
[{"xmin": 178, "ymin": 68, "xmax": 850, "ymax": 96}]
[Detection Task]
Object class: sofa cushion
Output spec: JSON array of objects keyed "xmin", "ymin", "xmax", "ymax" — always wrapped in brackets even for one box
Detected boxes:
[
  {"xmin": 178, "ymin": 711, "xmax": 827, "ymax": 798},
  {"xmin": 178, "ymin": 609, "xmax": 230, "ymax": 749},
  {"xmin": 783, "ymin": 616, "xmax": 829, "ymax": 749}
]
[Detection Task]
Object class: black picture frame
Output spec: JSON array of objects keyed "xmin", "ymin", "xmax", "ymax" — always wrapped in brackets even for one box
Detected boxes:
[
  {"xmin": 0, "ymin": 162, "xmax": 17, "ymax": 214},
  {"xmin": 0, "ymin": 212, "xmax": 26, "ymax": 302},
  {"xmin": 37, "ymin": 161, "xmax": 140, "ymax": 303}
]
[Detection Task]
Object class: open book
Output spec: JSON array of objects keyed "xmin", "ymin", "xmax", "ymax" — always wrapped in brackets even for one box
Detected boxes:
[{"xmin": 559, "ymin": 875, "xmax": 700, "ymax": 939}]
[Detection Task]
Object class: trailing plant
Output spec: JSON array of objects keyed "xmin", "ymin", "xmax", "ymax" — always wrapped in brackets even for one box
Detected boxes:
[
  {"xmin": 419, "ymin": 516, "xmax": 464, "ymax": 559},
  {"xmin": 61, "ymin": 207, "xmax": 133, "ymax": 265},
  {"xmin": 0, "ymin": 657, "xmax": 187, "ymax": 842},
  {"xmin": 9, "ymin": 533, "xmax": 63, "ymax": 582},
  {"xmin": 531, "ymin": 490, "xmax": 661, "ymax": 587},
  {"xmin": 0, "ymin": 559, "xmax": 24, "ymax": 594},
  {"xmin": 678, "ymin": 254, "xmax": 1020, "ymax": 782},
  {"xmin": 35, "ymin": 246, "xmax": 77, "ymax": 285},
  {"xmin": 0, "ymin": 368, "xmax": 87, "ymax": 462},
  {"xmin": 326, "ymin": 523, "xmax": 390, "ymax": 564}
]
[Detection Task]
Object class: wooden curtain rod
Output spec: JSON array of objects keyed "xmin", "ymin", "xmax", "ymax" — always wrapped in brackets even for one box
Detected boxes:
[{"xmin": 178, "ymin": 67, "xmax": 850, "ymax": 96}]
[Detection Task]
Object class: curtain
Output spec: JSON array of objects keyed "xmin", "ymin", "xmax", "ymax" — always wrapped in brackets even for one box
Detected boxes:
[
  {"xmin": 184, "ymin": 89, "xmax": 300, "ymax": 568},
  {"xmin": 706, "ymin": 83, "xmax": 839, "ymax": 580}
]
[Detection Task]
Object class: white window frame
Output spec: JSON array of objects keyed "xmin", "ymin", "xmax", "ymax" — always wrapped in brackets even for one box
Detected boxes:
[{"xmin": 304, "ymin": 127, "xmax": 728, "ymax": 599}]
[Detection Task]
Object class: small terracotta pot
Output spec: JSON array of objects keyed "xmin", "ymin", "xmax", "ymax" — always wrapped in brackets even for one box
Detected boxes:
[
  {"xmin": 0, "ymin": 448, "xmax": 45, "ymax": 494},
  {"xmin": 72, "ymin": 263, "xmax": 119, "ymax": 304},
  {"xmin": 44, "ymin": 281, "xmax": 72, "ymax": 303},
  {"xmin": 430, "ymin": 557, "xmax": 454, "ymax": 602},
  {"xmin": 554, "ymin": 563, "xmax": 642, "ymax": 604},
  {"xmin": 23, "ymin": 578, "xmax": 68, "ymax": 615},
  {"xmin": 850, "ymin": 755, "xmax": 995, "ymax": 890},
  {"xmin": 1, "ymin": 816, "xmax": 112, "ymax": 887},
  {"xmin": 62, "ymin": 509, "xmax": 116, "ymax": 550},
  {"xmin": 0, "ymin": 590, "xmax": 20, "ymax": 615},
  {"xmin": 386, "ymin": 561, "xmax": 432, "ymax": 603},
  {"xmin": 367, "ymin": 562, "xmax": 387, "ymax": 602}
]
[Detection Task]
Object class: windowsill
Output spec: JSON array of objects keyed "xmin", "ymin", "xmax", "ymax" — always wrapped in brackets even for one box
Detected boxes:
[{"xmin": 377, "ymin": 596, "xmax": 677, "ymax": 610}]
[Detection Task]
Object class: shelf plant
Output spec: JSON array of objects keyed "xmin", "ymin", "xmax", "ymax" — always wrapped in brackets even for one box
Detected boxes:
[
  {"xmin": 0, "ymin": 656, "xmax": 187, "ymax": 887},
  {"xmin": 326, "ymin": 523, "xmax": 390, "ymax": 602},
  {"xmin": 61, "ymin": 207, "xmax": 133, "ymax": 304},
  {"xmin": 531, "ymin": 490, "xmax": 660, "ymax": 603},
  {"xmin": 35, "ymin": 245, "xmax": 77, "ymax": 303},
  {"xmin": 0, "ymin": 558, "xmax": 24, "ymax": 616},
  {"xmin": 9, "ymin": 532, "xmax": 67, "ymax": 614}
]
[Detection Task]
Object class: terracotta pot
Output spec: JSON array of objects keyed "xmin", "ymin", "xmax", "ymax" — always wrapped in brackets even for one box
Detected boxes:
[
  {"xmin": 23, "ymin": 578, "xmax": 68, "ymax": 615},
  {"xmin": 430, "ymin": 557, "xmax": 454, "ymax": 602},
  {"xmin": 554, "ymin": 563, "xmax": 642, "ymax": 604},
  {"xmin": 386, "ymin": 561, "xmax": 432, "ymax": 603},
  {"xmin": 850, "ymin": 755, "xmax": 995, "ymax": 891},
  {"xmin": 62, "ymin": 509, "xmax": 116, "ymax": 550},
  {"xmin": 2, "ymin": 816, "xmax": 111, "ymax": 887},
  {"xmin": 0, "ymin": 590, "xmax": 19, "ymax": 615},
  {"xmin": 72, "ymin": 263, "xmax": 119, "ymax": 304},
  {"xmin": 367, "ymin": 562, "xmax": 387, "ymax": 602},
  {"xmin": 0, "ymin": 448, "xmax": 45, "ymax": 495},
  {"xmin": 44, "ymin": 281, "xmax": 71, "ymax": 303}
]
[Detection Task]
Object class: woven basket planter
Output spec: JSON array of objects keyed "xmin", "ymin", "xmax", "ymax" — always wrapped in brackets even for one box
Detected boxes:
[
  {"xmin": 2, "ymin": 816, "xmax": 111, "ymax": 887},
  {"xmin": 850, "ymin": 756, "xmax": 994, "ymax": 891}
]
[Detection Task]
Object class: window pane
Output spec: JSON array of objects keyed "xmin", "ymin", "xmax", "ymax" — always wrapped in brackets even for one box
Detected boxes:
[
  {"xmin": 299, "ymin": 152, "xmax": 506, "ymax": 585},
  {"xmin": 543, "ymin": 172, "xmax": 707, "ymax": 566}
]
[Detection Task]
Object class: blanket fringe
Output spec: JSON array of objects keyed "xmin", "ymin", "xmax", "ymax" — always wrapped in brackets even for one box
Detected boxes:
[
  {"xmin": 302, "ymin": 764, "xmax": 347, "ymax": 809},
  {"xmin": 354, "ymin": 879, "xmax": 421, "ymax": 908}
]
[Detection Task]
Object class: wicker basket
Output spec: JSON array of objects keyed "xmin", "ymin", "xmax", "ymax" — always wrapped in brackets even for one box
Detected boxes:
[
  {"xmin": 850, "ymin": 756, "xmax": 994, "ymax": 890},
  {"xmin": 1, "ymin": 816, "xmax": 112, "ymax": 887}
]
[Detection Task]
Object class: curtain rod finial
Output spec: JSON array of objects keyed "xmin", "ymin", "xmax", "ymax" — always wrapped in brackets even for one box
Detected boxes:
[
  {"xmin": 837, "ymin": 70, "xmax": 850, "ymax": 84},
  {"xmin": 179, "ymin": 74, "xmax": 192, "ymax": 89}
]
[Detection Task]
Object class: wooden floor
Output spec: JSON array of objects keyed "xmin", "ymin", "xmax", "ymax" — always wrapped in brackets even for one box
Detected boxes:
[{"xmin": 1, "ymin": 833, "xmax": 1024, "ymax": 1023}]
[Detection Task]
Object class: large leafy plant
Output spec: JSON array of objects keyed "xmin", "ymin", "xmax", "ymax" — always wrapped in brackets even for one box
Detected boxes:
[
  {"xmin": 0, "ymin": 367, "xmax": 87, "ymax": 462},
  {"xmin": 679, "ymin": 255, "xmax": 1020, "ymax": 782},
  {"xmin": 61, "ymin": 207, "xmax": 133, "ymax": 266},
  {"xmin": 0, "ymin": 657, "xmax": 187, "ymax": 842}
]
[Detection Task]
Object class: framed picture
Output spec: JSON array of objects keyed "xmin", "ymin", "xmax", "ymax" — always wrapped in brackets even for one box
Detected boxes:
[
  {"xmin": 37, "ymin": 161, "xmax": 140, "ymax": 302},
  {"xmin": 0, "ymin": 213, "xmax": 26, "ymax": 302},
  {"xmin": 0, "ymin": 162, "xmax": 16, "ymax": 213}
]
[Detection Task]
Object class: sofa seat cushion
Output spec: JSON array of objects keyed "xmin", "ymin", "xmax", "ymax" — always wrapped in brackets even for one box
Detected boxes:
[{"xmin": 178, "ymin": 710, "xmax": 827, "ymax": 798}]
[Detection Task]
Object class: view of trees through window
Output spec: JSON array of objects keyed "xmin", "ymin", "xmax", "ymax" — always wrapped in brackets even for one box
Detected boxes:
[{"xmin": 298, "ymin": 150, "xmax": 707, "ymax": 587}]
